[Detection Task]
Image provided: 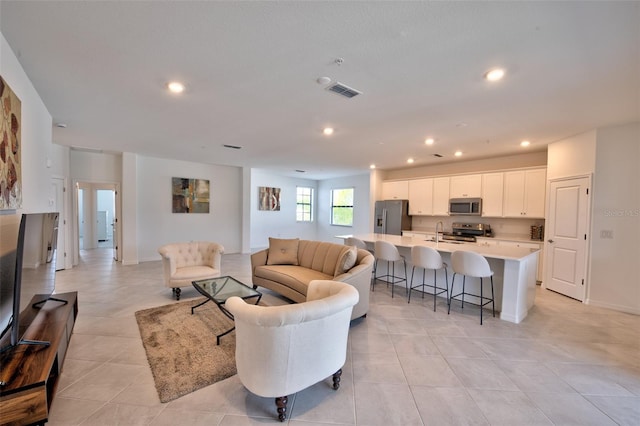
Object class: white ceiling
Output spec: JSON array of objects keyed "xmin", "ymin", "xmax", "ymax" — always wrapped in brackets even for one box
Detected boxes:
[{"xmin": 1, "ymin": 1, "xmax": 639, "ymax": 180}]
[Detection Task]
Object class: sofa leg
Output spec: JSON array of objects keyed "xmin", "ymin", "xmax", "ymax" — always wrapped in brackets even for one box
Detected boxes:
[
  {"xmin": 332, "ymin": 369, "xmax": 342, "ymax": 390},
  {"xmin": 174, "ymin": 287, "xmax": 181, "ymax": 300},
  {"xmin": 275, "ymin": 395, "xmax": 288, "ymax": 422}
]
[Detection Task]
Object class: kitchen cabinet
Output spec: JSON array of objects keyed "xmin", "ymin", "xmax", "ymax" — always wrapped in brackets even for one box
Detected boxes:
[
  {"xmin": 432, "ymin": 177, "xmax": 450, "ymax": 216},
  {"xmin": 498, "ymin": 240, "xmax": 544, "ymax": 281},
  {"xmin": 503, "ymin": 169, "xmax": 546, "ymax": 218},
  {"xmin": 408, "ymin": 178, "xmax": 433, "ymax": 215},
  {"xmin": 481, "ymin": 172, "xmax": 504, "ymax": 217},
  {"xmin": 382, "ymin": 180, "xmax": 409, "ymax": 200},
  {"xmin": 449, "ymin": 174, "xmax": 482, "ymax": 198}
]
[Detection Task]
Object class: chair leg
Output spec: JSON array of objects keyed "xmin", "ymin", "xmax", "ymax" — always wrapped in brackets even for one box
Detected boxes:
[
  {"xmin": 408, "ymin": 266, "xmax": 416, "ymax": 303},
  {"xmin": 433, "ymin": 269, "xmax": 437, "ymax": 312},
  {"xmin": 275, "ymin": 396, "xmax": 288, "ymax": 422},
  {"xmin": 448, "ymin": 273, "xmax": 456, "ymax": 315},
  {"xmin": 332, "ymin": 369, "xmax": 343, "ymax": 390},
  {"xmin": 491, "ymin": 276, "xmax": 496, "ymax": 318},
  {"xmin": 444, "ymin": 268, "xmax": 450, "ymax": 306},
  {"xmin": 391, "ymin": 261, "xmax": 395, "ymax": 298},
  {"xmin": 480, "ymin": 277, "xmax": 483, "ymax": 325},
  {"xmin": 372, "ymin": 259, "xmax": 378, "ymax": 291},
  {"xmin": 403, "ymin": 259, "xmax": 408, "ymax": 296},
  {"xmin": 461, "ymin": 276, "xmax": 466, "ymax": 309}
]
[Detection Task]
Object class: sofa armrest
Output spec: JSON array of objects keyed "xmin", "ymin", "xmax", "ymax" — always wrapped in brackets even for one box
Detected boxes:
[
  {"xmin": 158, "ymin": 246, "xmax": 177, "ymax": 275},
  {"xmin": 334, "ymin": 250, "xmax": 374, "ymax": 319},
  {"xmin": 251, "ymin": 249, "xmax": 269, "ymax": 271},
  {"xmin": 205, "ymin": 242, "xmax": 225, "ymax": 270}
]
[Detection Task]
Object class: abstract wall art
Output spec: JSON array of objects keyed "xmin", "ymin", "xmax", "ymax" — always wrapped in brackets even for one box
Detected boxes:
[
  {"xmin": 0, "ymin": 76, "xmax": 22, "ymax": 210},
  {"xmin": 258, "ymin": 186, "xmax": 280, "ymax": 211},
  {"xmin": 172, "ymin": 177, "xmax": 210, "ymax": 213}
]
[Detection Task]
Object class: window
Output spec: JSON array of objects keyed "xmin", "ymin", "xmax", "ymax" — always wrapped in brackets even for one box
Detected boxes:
[
  {"xmin": 330, "ymin": 188, "xmax": 354, "ymax": 226},
  {"xmin": 296, "ymin": 187, "xmax": 313, "ymax": 222}
]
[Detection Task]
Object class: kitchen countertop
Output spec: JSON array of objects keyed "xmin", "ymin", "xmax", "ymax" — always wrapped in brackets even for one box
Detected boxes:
[{"xmin": 337, "ymin": 233, "xmax": 539, "ymax": 261}]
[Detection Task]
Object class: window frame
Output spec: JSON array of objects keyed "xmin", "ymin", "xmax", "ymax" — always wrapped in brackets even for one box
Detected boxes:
[
  {"xmin": 330, "ymin": 187, "xmax": 355, "ymax": 227},
  {"xmin": 295, "ymin": 186, "xmax": 314, "ymax": 222}
]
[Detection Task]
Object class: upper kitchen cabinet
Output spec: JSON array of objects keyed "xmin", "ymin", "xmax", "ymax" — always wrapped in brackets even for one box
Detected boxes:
[
  {"xmin": 503, "ymin": 168, "xmax": 547, "ymax": 218},
  {"xmin": 408, "ymin": 178, "xmax": 433, "ymax": 215},
  {"xmin": 449, "ymin": 174, "xmax": 482, "ymax": 198},
  {"xmin": 432, "ymin": 177, "xmax": 450, "ymax": 216},
  {"xmin": 481, "ymin": 172, "xmax": 504, "ymax": 217},
  {"xmin": 381, "ymin": 180, "xmax": 409, "ymax": 200}
]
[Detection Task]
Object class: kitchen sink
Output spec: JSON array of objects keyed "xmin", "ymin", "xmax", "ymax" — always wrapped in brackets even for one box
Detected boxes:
[{"xmin": 425, "ymin": 239, "xmax": 465, "ymax": 244}]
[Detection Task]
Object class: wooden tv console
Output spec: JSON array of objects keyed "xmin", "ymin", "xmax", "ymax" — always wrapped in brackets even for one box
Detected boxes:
[{"xmin": 0, "ymin": 292, "xmax": 78, "ymax": 426}]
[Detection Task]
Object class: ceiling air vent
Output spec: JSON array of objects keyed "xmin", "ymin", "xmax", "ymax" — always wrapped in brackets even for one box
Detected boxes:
[
  {"xmin": 326, "ymin": 82, "xmax": 361, "ymax": 99},
  {"xmin": 223, "ymin": 144, "xmax": 242, "ymax": 150}
]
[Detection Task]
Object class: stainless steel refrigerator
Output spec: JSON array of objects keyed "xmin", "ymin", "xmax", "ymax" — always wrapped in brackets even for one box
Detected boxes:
[{"xmin": 374, "ymin": 200, "xmax": 411, "ymax": 235}]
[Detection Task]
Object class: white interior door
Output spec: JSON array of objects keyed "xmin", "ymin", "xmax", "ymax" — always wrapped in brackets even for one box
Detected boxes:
[
  {"xmin": 544, "ymin": 177, "xmax": 590, "ymax": 301},
  {"xmin": 51, "ymin": 177, "xmax": 66, "ymax": 270}
]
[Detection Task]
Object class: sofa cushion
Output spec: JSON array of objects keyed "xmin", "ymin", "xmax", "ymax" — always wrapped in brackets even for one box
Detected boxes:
[
  {"xmin": 334, "ymin": 245, "xmax": 357, "ymax": 276},
  {"xmin": 298, "ymin": 240, "xmax": 349, "ymax": 275},
  {"xmin": 267, "ymin": 238, "xmax": 299, "ymax": 265},
  {"xmin": 254, "ymin": 265, "xmax": 332, "ymax": 296}
]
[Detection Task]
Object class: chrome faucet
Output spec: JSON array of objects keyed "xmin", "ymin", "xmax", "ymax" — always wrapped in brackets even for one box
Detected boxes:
[{"xmin": 435, "ymin": 221, "xmax": 444, "ymax": 243}]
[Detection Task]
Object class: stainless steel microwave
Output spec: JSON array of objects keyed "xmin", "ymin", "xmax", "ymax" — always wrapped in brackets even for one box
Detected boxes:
[{"xmin": 449, "ymin": 198, "xmax": 482, "ymax": 215}]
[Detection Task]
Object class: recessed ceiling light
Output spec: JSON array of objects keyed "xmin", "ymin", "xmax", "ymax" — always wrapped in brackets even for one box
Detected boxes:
[
  {"xmin": 167, "ymin": 81, "xmax": 185, "ymax": 93},
  {"xmin": 425, "ymin": 138, "xmax": 435, "ymax": 145},
  {"xmin": 484, "ymin": 68, "xmax": 505, "ymax": 82},
  {"xmin": 323, "ymin": 127, "xmax": 334, "ymax": 136},
  {"xmin": 454, "ymin": 151, "xmax": 463, "ymax": 157},
  {"xmin": 520, "ymin": 140, "xmax": 531, "ymax": 147},
  {"xmin": 369, "ymin": 164, "xmax": 376, "ymax": 169},
  {"xmin": 407, "ymin": 158, "xmax": 415, "ymax": 164},
  {"xmin": 55, "ymin": 123, "xmax": 67, "ymax": 128}
]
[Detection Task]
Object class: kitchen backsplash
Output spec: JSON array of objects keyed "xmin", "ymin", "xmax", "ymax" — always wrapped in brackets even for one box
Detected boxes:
[{"xmin": 410, "ymin": 216, "xmax": 545, "ymax": 240}]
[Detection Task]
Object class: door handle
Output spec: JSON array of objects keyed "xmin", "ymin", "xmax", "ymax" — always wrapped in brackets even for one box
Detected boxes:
[{"xmin": 548, "ymin": 239, "xmax": 554, "ymax": 243}]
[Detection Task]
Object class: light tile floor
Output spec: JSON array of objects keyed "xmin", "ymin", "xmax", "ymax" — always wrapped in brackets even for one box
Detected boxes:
[{"xmin": 47, "ymin": 248, "xmax": 640, "ymax": 425}]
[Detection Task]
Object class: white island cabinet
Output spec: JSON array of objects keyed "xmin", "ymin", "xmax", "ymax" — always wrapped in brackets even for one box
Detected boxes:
[{"xmin": 337, "ymin": 233, "xmax": 539, "ymax": 324}]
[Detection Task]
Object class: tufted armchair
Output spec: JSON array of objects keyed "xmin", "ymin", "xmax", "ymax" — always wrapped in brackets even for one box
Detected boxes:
[
  {"xmin": 158, "ymin": 241, "xmax": 224, "ymax": 300},
  {"xmin": 225, "ymin": 279, "xmax": 358, "ymax": 422}
]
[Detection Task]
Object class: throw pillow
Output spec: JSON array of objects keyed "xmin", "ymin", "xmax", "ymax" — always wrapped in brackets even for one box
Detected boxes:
[
  {"xmin": 266, "ymin": 238, "xmax": 300, "ymax": 265},
  {"xmin": 334, "ymin": 245, "xmax": 357, "ymax": 276}
]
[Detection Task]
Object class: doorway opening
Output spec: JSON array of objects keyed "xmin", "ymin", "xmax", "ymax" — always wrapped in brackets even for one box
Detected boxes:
[{"xmin": 74, "ymin": 181, "xmax": 121, "ymax": 264}]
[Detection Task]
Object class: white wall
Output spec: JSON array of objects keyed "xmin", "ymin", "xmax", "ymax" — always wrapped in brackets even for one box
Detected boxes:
[
  {"xmin": 317, "ymin": 173, "xmax": 371, "ymax": 243},
  {"xmin": 385, "ymin": 151, "xmax": 547, "ymax": 180},
  {"xmin": 546, "ymin": 130, "xmax": 596, "ymax": 180},
  {"xmin": 249, "ymin": 169, "xmax": 318, "ymax": 250},
  {"xmin": 136, "ymin": 156, "xmax": 243, "ymax": 261},
  {"xmin": 1, "ymin": 33, "xmax": 56, "ymax": 213},
  {"xmin": 588, "ymin": 122, "xmax": 640, "ymax": 313}
]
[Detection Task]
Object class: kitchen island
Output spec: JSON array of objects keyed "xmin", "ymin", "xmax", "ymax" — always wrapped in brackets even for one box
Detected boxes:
[{"xmin": 337, "ymin": 233, "xmax": 540, "ymax": 324}]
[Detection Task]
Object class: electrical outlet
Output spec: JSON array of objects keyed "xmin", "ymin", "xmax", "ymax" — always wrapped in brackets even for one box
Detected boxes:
[{"xmin": 600, "ymin": 230, "xmax": 613, "ymax": 239}]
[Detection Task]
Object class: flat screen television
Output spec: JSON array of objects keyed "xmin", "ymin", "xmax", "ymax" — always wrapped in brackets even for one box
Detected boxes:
[{"xmin": 0, "ymin": 212, "xmax": 59, "ymax": 352}]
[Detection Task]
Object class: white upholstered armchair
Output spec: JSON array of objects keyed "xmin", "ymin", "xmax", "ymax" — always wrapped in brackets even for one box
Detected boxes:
[
  {"xmin": 157, "ymin": 241, "xmax": 224, "ymax": 300},
  {"xmin": 225, "ymin": 280, "xmax": 359, "ymax": 422}
]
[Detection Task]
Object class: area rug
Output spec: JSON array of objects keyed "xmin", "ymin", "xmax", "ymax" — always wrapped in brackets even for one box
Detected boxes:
[{"xmin": 135, "ymin": 298, "xmax": 237, "ymax": 403}]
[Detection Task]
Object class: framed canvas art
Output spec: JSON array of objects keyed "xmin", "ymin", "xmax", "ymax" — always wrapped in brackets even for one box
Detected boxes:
[
  {"xmin": 0, "ymin": 76, "xmax": 22, "ymax": 210},
  {"xmin": 172, "ymin": 177, "xmax": 210, "ymax": 213},
  {"xmin": 258, "ymin": 186, "xmax": 280, "ymax": 211}
]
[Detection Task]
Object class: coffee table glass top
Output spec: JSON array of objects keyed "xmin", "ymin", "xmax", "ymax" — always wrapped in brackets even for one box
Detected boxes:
[{"xmin": 192, "ymin": 275, "xmax": 260, "ymax": 304}]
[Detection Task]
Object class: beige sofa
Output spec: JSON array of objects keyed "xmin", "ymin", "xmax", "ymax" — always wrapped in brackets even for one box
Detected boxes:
[
  {"xmin": 251, "ymin": 238, "xmax": 374, "ymax": 319},
  {"xmin": 158, "ymin": 241, "xmax": 224, "ymax": 300}
]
